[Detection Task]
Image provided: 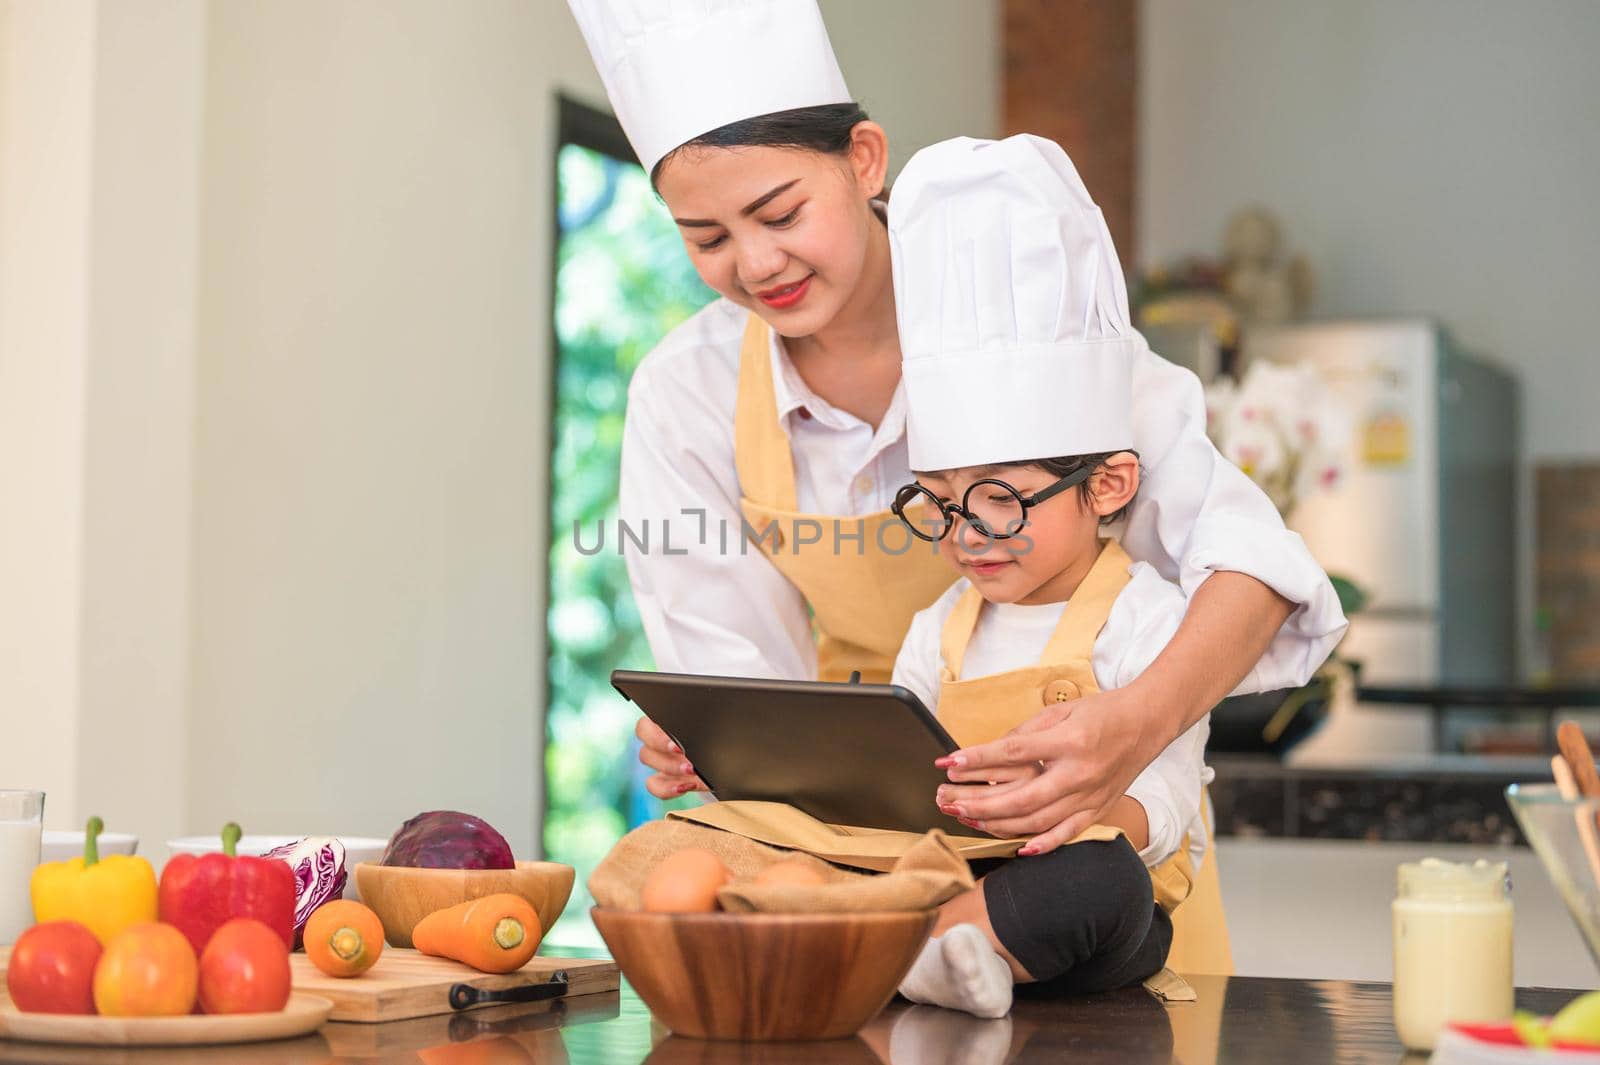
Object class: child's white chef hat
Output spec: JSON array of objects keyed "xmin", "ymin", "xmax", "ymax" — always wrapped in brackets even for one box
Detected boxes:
[
  {"xmin": 889, "ymin": 134, "xmax": 1141, "ymax": 472},
  {"xmin": 566, "ymin": 0, "xmax": 852, "ymax": 176}
]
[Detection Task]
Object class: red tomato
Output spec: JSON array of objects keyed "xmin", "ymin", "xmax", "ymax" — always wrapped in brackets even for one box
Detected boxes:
[
  {"xmin": 4, "ymin": 921, "xmax": 103, "ymax": 1014},
  {"xmin": 93, "ymin": 923, "xmax": 197, "ymax": 1017},
  {"xmin": 197, "ymin": 918, "xmax": 290, "ymax": 1014}
]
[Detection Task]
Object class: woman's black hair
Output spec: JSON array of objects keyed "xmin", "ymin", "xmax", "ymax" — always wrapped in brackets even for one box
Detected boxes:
[
  {"xmin": 650, "ymin": 102, "xmax": 871, "ymax": 187},
  {"xmin": 1023, "ymin": 451, "xmax": 1138, "ymax": 526}
]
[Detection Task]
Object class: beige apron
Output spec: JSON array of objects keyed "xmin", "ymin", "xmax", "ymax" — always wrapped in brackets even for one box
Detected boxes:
[
  {"xmin": 733, "ymin": 314, "xmax": 956, "ymax": 682},
  {"xmin": 935, "ymin": 539, "xmax": 1232, "ymax": 975}
]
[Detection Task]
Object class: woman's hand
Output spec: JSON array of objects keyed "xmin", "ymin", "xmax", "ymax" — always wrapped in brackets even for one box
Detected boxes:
[
  {"xmin": 937, "ymin": 572, "xmax": 1296, "ymax": 854},
  {"xmin": 934, "ymin": 684, "xmax": 1168, "ymax": 855},
  {"xmin": 635, "ymin": 715, "xmax": 709, "ymax": 799},
  {"xmin": 935, "ymin": 758, "xmax": 1046, "ymax": 838}
]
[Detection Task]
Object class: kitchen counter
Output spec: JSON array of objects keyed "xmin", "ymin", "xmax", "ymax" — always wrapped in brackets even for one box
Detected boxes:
[{"xmin": 0, "ymin": 971, "xmax": 1580, "ymax": 1064}]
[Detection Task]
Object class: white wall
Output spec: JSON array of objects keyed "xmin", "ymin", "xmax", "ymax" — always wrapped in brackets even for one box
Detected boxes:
[
  {"xmin": 0, "ymin": 0, "xmax": 998, "ymax": 859},
  {"xmin": 0, "ymin": 0, "xmax": 201, "ymax": 844},
  {"xmin": 77, "ymin": 0, "xmax": 204, "ymax": 865},
  {"xmin": 822, "ymin": 0, "xmax": 1001, "ymax": 171},
  {"xmin": 187, "ymin": 0, "xmax": 609, "ymax": 857},
  {"xmin": 1140, "ymin": 0, "xmax": 1600, "ymax": 670},
  {"xmin": 0, "ymin": 0, "xmax": 95, "ymax": 822}
]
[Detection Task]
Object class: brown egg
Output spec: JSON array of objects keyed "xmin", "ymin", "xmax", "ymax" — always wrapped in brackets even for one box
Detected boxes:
[
  {"xmin": 753, "ymin": 859, "xmax": 827, "ymax": 889},
  {"xmin": 641, "ymin": 848, "xmax": 732, "ymax": 913}
]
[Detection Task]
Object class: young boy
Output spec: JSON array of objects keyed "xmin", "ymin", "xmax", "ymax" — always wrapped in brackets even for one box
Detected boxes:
[{"xmin": 883, "ymin": 135, "xmax": 1286, "ymax": 1018}]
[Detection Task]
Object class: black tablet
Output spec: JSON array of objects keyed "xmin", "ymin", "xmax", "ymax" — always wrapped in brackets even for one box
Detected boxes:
[{"xmin": 611, "ymin": 669, "xmax": 971, "ymax": 836}]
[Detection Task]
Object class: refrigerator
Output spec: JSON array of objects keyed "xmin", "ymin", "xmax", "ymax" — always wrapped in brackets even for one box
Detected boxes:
[{"xmin": 1239, "ymin": 318, "xmax": 1519, "ymax": 688}]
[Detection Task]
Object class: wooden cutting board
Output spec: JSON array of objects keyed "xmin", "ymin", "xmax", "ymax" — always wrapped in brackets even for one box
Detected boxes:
[
  {"xmin": 288, "ymin": 949, "xmax": 617, "ymax": 1023},
  {"xmin": 318, "ymin": 987, "xmax": 621, "ymax": 1058},
  {"xmin": 0, "ymin": 947, "xmax": 618, "ymax": 1026}
]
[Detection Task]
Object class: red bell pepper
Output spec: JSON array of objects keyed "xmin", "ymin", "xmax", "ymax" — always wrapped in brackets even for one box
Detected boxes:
[{"xmin": 158, "ymin": 823, "xmax": 296, "ymax": 954}]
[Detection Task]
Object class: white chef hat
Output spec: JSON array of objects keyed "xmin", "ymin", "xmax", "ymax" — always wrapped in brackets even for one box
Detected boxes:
[
  {"xmin": 889, "ymin": 134, "xmax": 1143, "ymax": 472},
  {"xmin": 567, "ymin": 0, "xmax": 853, "ymax": 176}
]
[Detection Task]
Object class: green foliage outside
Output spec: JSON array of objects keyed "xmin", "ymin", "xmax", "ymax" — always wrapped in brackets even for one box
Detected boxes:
[{"xmin": 545, "ymin": 144, "xmax": 715, "ymax": 945}]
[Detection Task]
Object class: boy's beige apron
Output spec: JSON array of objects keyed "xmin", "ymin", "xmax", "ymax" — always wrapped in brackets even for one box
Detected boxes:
[
  {"xmin": 937, "ymin": 540, "xmax": 1233, "ymax": 977},
  {"xmin": 677, "ymin": 537, "xmax": 1233, "ymax": 975},
  {"xmin": 733, "ymin": 314, "xmax": 956, "ymax": 683}
]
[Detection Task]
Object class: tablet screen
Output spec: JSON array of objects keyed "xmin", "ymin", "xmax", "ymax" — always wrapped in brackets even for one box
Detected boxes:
[{"xmin": 612, "ymin": 670, "xmax": 970, "ymax": 836}]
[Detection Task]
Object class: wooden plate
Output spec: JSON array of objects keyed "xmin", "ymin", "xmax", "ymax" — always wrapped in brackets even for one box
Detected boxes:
[{"xmin": 0, "ymin": 992, "xmax": 332, "ymax": 1047}]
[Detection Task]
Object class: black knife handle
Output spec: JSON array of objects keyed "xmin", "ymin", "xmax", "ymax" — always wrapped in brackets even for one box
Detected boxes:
[{"xmin": 448, "ymin": 970, "xmax": 570, "ymax": 1011}]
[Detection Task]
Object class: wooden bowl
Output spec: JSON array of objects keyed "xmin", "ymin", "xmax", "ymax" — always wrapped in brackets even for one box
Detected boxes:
[
  {"xmin": 354, "ymin": 861, "xmax": 574, "ymax": 948},
  {"xmin": 592, "ymin": 907, "xmax": 935, "ymax": 1041}
]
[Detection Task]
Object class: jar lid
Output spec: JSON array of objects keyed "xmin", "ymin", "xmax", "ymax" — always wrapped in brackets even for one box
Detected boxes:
[{"xmin": 1397, "ymin": 857, "xmax": 1510, "ymax": 901}]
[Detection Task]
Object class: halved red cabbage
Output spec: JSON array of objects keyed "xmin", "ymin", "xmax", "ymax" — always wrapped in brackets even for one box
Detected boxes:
[
  {"xmin": 262, "ymin": 836, "xmax": 348, "ymax": 947},
  {"xmin": 381, "ymin": 811, "xmax": 515, "ymax": 869}
]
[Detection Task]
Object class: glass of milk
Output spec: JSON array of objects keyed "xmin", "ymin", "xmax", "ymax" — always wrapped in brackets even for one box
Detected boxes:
[
  {"xmin": 0, "ymin": 790, "xmax": 44, "ymax": 945},
  {"xmin": 1392, "ymin": 857, "xmax": 1514, "ymax": 1051}
]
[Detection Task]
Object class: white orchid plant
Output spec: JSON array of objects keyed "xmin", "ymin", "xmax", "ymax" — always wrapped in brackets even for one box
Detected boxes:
[
  {"xmin": 1204, "ymin": 359, "xmax": 1350, "ymax": 518},
  {"xmin": 1205, "ymin": 358, "xmax": 1366, "ymax": 741}
]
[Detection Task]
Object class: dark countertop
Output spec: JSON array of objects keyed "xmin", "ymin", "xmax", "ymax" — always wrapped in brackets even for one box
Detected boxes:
[{"xmin": 0, "ymin": 973, "xmax": 1580, "ymax": 1065}]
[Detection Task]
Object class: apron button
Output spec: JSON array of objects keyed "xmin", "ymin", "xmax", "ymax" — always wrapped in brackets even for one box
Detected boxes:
[
  {"xmin": 748, "ymin": 525, "xmax": 784, "ymax": 552},
  {"xmin": 1043, "ymin": 679, "xmax": 1081, "ymax": 704}
]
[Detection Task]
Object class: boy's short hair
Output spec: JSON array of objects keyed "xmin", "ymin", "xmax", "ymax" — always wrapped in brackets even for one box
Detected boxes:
[{"xmin": 1020, "ymin": 451, "xmax": 1136, "ymax": 526}]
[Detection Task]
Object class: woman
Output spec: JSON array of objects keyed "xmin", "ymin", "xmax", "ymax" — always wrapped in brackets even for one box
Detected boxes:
[{"xmin": 568, "ymin": 0, "xmax": 1346, "ymax": 857}]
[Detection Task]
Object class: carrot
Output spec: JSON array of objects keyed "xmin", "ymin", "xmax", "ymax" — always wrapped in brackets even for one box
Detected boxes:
[
  {"xmin": 411, "ymin": 894, "xmax": 540, "ymax": 974},
  {"xmin": 304, "ymin": 900, "xmax": 384, "ymax": 978}
]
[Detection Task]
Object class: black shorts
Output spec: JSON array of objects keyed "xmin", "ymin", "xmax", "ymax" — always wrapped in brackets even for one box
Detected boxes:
[{"xmin": 979, "ymin": 835, "xmax": 1172, "ymax": 996}]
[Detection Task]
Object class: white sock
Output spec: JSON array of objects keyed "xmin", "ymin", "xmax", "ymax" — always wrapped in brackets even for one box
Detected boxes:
[{"xmin": 897, "ymin": 923, "xmax": 1014, "ymax": 1019}]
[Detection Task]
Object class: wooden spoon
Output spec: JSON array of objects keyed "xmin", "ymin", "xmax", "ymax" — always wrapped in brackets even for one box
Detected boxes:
[
  {"xmin": 1553, "ymin": 753, "xmax": 1585, "ymax": 802},
  {"xmin": 1557, "ymin": 722, "xmax": 1600, "ymax": 798},
  {"xmin": 1552, "ymin": 754, "xmax": 1600, "ymax": 890}
]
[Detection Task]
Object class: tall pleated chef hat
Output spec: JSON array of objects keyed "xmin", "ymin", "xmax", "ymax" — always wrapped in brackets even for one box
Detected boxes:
[
  {"xmin": 889, "ymin": 134, "xmax": 1142, "ymax": 472},
  {"xmin": 566, "ymin": 0, "xmax": 852, "ymax": 176}
]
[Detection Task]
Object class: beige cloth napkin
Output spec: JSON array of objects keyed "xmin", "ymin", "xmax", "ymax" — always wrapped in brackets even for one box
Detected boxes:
[
  {"xmin": 666, "ymin": 799, "xmax": 1037, "ymax": 872},
  {"xmin": 588, "ymin": 818, "xmax": 976, "ymax": 914}
]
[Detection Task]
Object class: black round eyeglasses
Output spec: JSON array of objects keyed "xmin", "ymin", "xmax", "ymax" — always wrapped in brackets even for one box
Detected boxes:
[{"xmin": 890, "ymin": 465, "xmax": 1096, "ymax": 543}]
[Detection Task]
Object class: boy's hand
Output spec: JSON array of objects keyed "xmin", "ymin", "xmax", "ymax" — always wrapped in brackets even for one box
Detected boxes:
[
  {"xmin": 636, "ymin": 715, "xmax": 709, "ymax": 799},
  {"xmin": 933, "ymin": 684, "xmax": 1170, "ymax": 855}
]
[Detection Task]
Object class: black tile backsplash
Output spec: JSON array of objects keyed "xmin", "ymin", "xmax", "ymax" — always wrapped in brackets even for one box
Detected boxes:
[{"xmin": 1209, "ymin": 756, "xmax": 1548, "ymax": 846}]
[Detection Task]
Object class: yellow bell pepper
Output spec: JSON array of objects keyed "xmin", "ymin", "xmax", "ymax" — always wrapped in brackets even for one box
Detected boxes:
[{"xmin": 30, "ymin": 816, "xmax": 158, "ymax": 945}]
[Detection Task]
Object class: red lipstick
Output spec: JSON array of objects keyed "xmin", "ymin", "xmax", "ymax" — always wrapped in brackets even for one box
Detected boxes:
[{"xmin": 755, "ymin": 274, "xmax": 812, "ymax": 310}]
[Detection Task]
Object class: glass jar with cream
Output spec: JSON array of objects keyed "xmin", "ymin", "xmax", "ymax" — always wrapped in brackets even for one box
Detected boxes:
[{"xmin": 1392, "ymin": 858, "xmax": 1514, "ymax": 1051}]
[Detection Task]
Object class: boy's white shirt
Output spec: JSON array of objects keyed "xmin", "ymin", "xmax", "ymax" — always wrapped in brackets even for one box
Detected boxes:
[
  {"xmin": 891, "ymin": 560, "xmax": 1222, "ymax": 872},
  {"xmin": 619, "ymin": 298, "xmax": 1348, "ymax": 686}
]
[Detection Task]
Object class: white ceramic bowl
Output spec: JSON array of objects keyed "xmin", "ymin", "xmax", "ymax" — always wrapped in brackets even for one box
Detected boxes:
[
  {"xmin": 165, "ymin": 835, "xmax": 389, "ymax": 901},
  {"xmin": 166, "ymin": 833, "xmax": 297, "ymax": 858},
  {"xmin": 41, "ymin": 830, "xmax": 139, "ymax": 864}
]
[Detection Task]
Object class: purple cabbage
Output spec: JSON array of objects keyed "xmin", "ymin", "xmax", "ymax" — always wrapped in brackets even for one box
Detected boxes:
[
  {"xmin": 381, "ymin": 810, "xmax": 515, "ymax": 870},
  {"xmin": 262, "ymin": 836, "xmax": 348, "ymax": 948}
]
